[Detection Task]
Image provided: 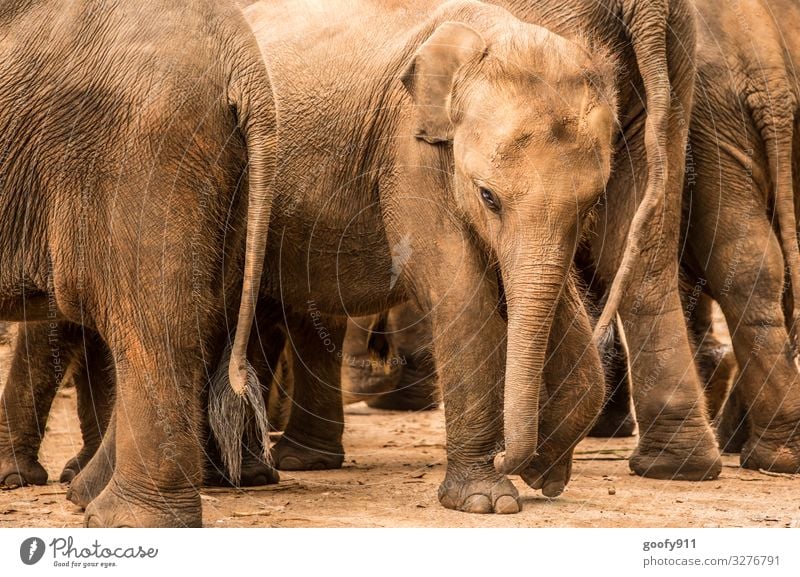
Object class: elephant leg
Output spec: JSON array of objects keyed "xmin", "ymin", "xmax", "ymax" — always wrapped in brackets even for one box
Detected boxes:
[
  {"xmin": 410, "ymin": 253, "xmax": 518, "ymax": 515},
  {"xmin": 82, "ymin": 311, "xmax": 207, "ymax": 527},
  {"xmin": 685, "ymin": 123, "xmax": 800, "ymax": 472},
  {"xmin": 366, "ymin": 303, "xmax": 440, "ymax": 411},
  {"xmin": 519, "ymin": 275, "xmax": 605, "ymax": 496},
  {"xmin": 341, "ymin": 314, "xmax": 403, "ymax": 405},
  {"xmin": 60, "ymin": 330, "xmax": 115, "ymax": 483},
  {"xmin": 0, "ymin": 322, "xmax": 73, "ymax": 487},
  {"xmin": 588, "ymin": 320, "xmax": 635, "ymax": 438},
  {"xmin": 698, "ymin": 203, "xmax": 800, "ymax": 472},
  {"xmin": 682, "ymin": 288, "xmax": 737, "ymax": 421},
  {"xmin": 715, "ymin": 383, "xmax": 749, "ymax": 454},
  {"xmin": 593, "ymin": 105, "xmax": 721, "ymax": 480},
  {"xmin": 266, "ymin": 342, "xmax": 293, "ymax": 432},
  {"xmin": 66, "ymin": 408, "xmax": 116, "ymax": 509},
  {"xmin": 269, "ymin": 313, "xmax": 345, "ymax": 471}
]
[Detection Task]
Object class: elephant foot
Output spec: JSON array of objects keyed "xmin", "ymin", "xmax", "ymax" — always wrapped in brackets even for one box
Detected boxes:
[
  {"xmin": 205, "ymin": 458, "xmax": 280, "ymax": 487},
  {"xmin": 270, "ymin": 435, "xmax": 344, "ymax": 471},
  {"xmin": 66, "ymin": 456, "xmax": 114, "ymax": 509},
  {"xmin": 59, "ymin": 448, "xmax": 98, "ymax": 484},
  {"xmin": 84, "ymin": 479, "xmax": 202, "ymax": 528},
  {"xmin": 630, "ymin": 426, "xmax": 722, "ymax": 481},
  {"xmin": 714, "ymin": 390, "xmax": 748, "ymax": 453},
  {"xmin": 519, "ymin": 452, "xmax": 574, "ymax": 498},
  {"xmin": 740, "ymin": 424, "xmax": 800, "ymax": 473},
  {"xmin": 0, "ymin": 454, "xmax": 48, "ymax": 488},
  {"xmin": 438, "ymin": 472, "xmax": 520, "ymax": 514},
  {"xmin": 588, "ymin": 409, "xmax": 636, "ymax": 438}
]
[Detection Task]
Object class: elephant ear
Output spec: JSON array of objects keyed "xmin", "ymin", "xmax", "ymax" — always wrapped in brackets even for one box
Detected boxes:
[{"xmin": 400, "ymin": 21, "xmax": 486, "ymax": 144}]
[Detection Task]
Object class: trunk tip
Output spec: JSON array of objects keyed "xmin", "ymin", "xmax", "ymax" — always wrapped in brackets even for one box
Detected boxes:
[{"xmin": 494, "ymin": 450, "xmax": 537, "ymax": 476}]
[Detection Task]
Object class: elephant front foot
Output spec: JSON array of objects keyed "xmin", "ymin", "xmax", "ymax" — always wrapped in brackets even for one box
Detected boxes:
[
  {"xmin": 741, "ymin": 423, "xmax": 800, "ymax": 473},
  {"xmin": 84, "ymin": 479, "xmax": 202, "ymax": 528},
  {"xmin": 438, "ymin": 472, "xmax": 520, "ymax": 514},
  {"xmin": 270, "ymin": 435, "xmax": 344, "ymax": 471},
  {"xmin": 519, "ymin": 452, "xmax": 574, "ymax": 498},
  {"xmin": 0, "ymin": 453, "xmax": 48, "ymax": 487},
  {"xmin": 588, "ymin": 409, "xmax": 636, "ymax": 438},
  {"xmin": 630, "ymin": 426, "xmax": 722, "ymax": 480}
]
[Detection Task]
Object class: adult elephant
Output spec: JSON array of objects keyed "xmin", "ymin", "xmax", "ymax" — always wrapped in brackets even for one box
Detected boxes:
[
  {"xmin": 220, "ymin": 0, "xmax": 660, "ymax": 515},
  {"xmin": 0, "ymin": 0, "xmax": 278, "ymax": 527},
  {"xmin": 679, "ymin": 0, "xmax": 800, "ymax": 472}
]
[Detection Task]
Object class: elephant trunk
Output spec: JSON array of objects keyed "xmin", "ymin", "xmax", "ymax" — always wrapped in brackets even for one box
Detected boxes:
[{"xmin": 494, "ymin": 241, "xmax": 569, "ymax": 475}]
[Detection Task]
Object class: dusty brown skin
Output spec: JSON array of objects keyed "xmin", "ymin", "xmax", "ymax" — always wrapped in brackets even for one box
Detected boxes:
[
  {"xmin": 230, "ymin": 0, "xmax": 618, "ymax": 514},
  {"xmin": 489, "ymin": 0, "xmax": 721, "ymax": 480},
  {"xmin": 0, "ymin": 0, "xmax": 277, "ymax": 526},
  {"xmin": 316, "ymin": 0, "xmax": 723, "ymax": 480},
  {"xmin": 679, "ymin": 0, "xmax": 800, "ymax": 472}
]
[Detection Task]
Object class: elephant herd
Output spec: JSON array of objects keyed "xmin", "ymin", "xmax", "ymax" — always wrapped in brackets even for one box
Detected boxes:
[{"xmin": 0, "ymin": 0, "xmax": 798, "ymax": 527}]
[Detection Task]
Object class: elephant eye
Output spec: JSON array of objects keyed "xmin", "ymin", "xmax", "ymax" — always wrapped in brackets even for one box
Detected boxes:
[{"xmin": 479, "ymin": 187, "xmax": 501, "ymax": 213}]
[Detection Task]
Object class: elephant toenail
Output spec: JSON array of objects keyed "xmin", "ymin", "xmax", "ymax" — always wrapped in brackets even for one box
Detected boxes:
[
  {"xmin": 3, "ymin": 473, "xmax": 23, "ymax": 488},
  {"xmin": 542, "ymin": 480, "xmax": 565, "ymax": 498},
  {"xmin": 494, "ymin": 495, "xmax": 520, "ymax": 514},
  {"xmin": 463, "ymin": 494, "xmax": 493, "ymax": 514}
]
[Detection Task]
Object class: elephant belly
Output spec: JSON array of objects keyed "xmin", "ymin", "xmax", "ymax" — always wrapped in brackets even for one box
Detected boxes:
[{"xmin": 264, "ymin": 211, "xmax": 396, "ymax": 317}]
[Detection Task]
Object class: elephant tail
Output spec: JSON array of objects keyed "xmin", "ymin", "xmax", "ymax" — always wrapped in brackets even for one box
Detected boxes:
[
  {"xmin": 592, "ymin": 0, "xmax": 677, "ymax": 344},
  {"xmin": 750, "ymin": 86, "xmax": 800, "ymax": 351},
  {"xmin": 209, "ymin": 24, "xmax": 279, "ymax": 485}
]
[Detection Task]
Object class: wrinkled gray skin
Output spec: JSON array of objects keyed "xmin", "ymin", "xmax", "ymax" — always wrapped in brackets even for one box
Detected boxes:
[
  {"xmin": 0, "ymin": 0, "xmax": 277, "ymax": 526},
  {"xmin": 679, "ymin": 0, "xmax": 800, "ymax": 472},
  {"xmin": 228, "ymin": 0, "xmax": 617, "ymax": 514}
]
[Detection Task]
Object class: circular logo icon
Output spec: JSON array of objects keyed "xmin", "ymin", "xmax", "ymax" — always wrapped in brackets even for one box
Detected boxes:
[{"xmin": 20, "ymin": 537, "xmax": 46, "ymax": 565}]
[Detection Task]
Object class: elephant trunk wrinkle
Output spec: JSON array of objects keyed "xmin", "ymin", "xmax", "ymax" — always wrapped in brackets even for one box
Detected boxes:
[{"xmin": 496, "ymin": 253, "xmax": 568, "ymax": 476}]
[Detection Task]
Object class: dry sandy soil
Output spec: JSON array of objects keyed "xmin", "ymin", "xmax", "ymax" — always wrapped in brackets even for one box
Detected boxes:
[{"xmin": 0, "ymin": 333, "xmax": 797, "ymax": 528}]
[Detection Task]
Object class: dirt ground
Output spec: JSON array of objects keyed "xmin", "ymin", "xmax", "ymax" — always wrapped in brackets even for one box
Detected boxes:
[{"xmin": 0, "ymin": 335, "xmax": 798, "ymax": 528}]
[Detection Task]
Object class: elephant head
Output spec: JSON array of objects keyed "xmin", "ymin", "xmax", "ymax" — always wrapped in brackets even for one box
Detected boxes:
[{"xmin": 400, "ymin": 17, "xmax": 617, "ymax": 474}]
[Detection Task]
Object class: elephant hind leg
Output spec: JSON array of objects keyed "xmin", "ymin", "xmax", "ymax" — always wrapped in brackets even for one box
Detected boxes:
[
  {"xmin": 520, "ymin": 275, "xmax": 605, "ymax": 497},
  {"xmin": 0, "ymin": 322, "xmax": 86, "ymax": 487},
  {"xmin": 588, "ymin": 319, "xmax": 635, "ymax": 438},
  {"xmin": 269, "ymin": 313, "xmax": 345, "ymax": 471},
  {"xmin": 365, "ymin": 304, "xmax": 440, "ymax": 412},
  {"xmin": 691, "ymin": 151, "xmax": 800, "ymax": 473},
  {"xmin": 60, "ymin": 330, "xmax": 115, "ymax": 483},
  {"xmin": 66, "ymin": 408, "xmax": 116, "ymax": 509}
]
